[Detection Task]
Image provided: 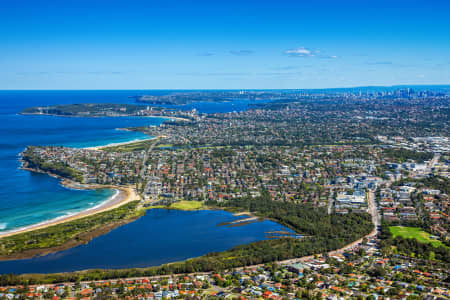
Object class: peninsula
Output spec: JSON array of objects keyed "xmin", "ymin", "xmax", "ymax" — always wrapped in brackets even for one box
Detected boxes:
[
  {"xmin": 2, "ymin": 90, "xmax": 448, "ymax": 280},
  {"xmin": 20, "ymin": 103, "xmax": 197, "ymax": 120},
  {"xmin": 2, "ymin": 0, "xmax": 450, "ymax": 296}
]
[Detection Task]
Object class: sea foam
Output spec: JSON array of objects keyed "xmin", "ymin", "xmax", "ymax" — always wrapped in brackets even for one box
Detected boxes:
[{"xmin": 0, "ymin": 223, "xmax": 7, "ymax": 230}]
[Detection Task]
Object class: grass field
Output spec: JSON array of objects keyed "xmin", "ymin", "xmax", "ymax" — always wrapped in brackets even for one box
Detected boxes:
[
  {"xmin": 389, "ymin": 226, "xmax": 446, "ymax": 248},
  {"xmin": 145, "ymin": 205, "xmax": 166, "ymax": 210},
  {"xmin": 102, "ymin": 139, "xmax": 156, "ymax": 152},
  {"xmin": 155, "ymin": 144, "xmax": 173, "ymax": 148},
  {"xmin": 0, "ymin": 201, "xmax": 143, "ymax": 257},
  {"xmin": 169, "ymin": 201, "xmax": 205, "ymax": 210}
]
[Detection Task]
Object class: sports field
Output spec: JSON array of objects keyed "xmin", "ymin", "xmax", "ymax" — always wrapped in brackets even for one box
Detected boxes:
[
  {"xmin": 389, "ymin": 226, "xmax": 446, "ymax": 248},
  {"xmin": 169, "ymin": 201, "xmax": 205, "ymax": 210}
]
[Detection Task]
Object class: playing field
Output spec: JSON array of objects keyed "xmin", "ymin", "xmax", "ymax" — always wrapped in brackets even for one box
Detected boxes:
[
  {"xmin": 389, "ymin": 226, "xmax": 446, "ymax": 248},
  {"xmin": 169, "ymin": 201, "xmax": 205, "ymax": 210}
]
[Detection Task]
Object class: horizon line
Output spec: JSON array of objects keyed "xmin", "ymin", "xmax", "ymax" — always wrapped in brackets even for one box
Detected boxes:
[{"xmin": 1, "ymin": 83, "xmax": 450, "ymax": 92}]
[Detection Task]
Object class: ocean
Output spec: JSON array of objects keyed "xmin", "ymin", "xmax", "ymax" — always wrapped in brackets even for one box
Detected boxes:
[
  {"xmin": 0, "ymin": 90, "xmax": 288, "ymax": 273},
  {"xmin": 0, "ymin": 90, "xmax": 264, "ymax": 234},
  {"xmin": 0, "ymin": 90, "xmax": 166, "ymax": 233}
]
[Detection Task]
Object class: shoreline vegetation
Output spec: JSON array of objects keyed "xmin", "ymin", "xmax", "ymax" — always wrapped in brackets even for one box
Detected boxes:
[
  {"xmin": 19, "ymin": 103, "xmax": 193, "ymax": 123},
  {"xmin": 0, "ymin": 140, "xmax": 212, "ymax": 261},
  {"xmin": 1, "ymin": 137, "xmax": 373, "ymax": 277},
  {"xmin": 8, "ymin": 131, "xmax": 271, "ymax": 247},
  {"xmin": 0, "ymin": 182, "xmax": 138, "ymax": 240},
  {"xmin": 88, "ymin": 135, "xmax": 168, "ymax": 152},
  {"xmin": 0, "ymin": 157, "xmax": 373, "ymax": 271},
  {"xmin": 0, "ymin": 194, "xmax": 373, "ymax": 284},
  {"xmin": 0, "ymin": 189, "xmax": 215, "ymax": 261},
  {"xmin": 0, "ymin": 201, "xmax": 142, "ymax": 261},
  {"xmin": 2, "ymin": 136, "xmax": 146, "ymax": 254},
  {"xmin": 0, "ymin": 104, "xmax": 374, "ymax": 281},
  {"xmin": 7, "ymin": 137, "xmax": 158, "ymax": 228},
  {"xmin": 84, "ymin": 137, "xmax": 156, "ymax": 151},
  {"xmin": 0, "ymin": 146, "xmax": 373, "ymax": 285}
]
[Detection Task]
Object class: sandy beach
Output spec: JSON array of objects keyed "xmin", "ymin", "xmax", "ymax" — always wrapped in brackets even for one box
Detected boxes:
[
  {"xmin": 0, "ymin": 185, "xmax": 140, "ymax": 239},
  {"xmin": 3, "ymin": 133, "xmax": 153, "ymax": 239},
  {"xmin": 167, "ymin": 116, "xmax": 190, "ymax": 122},
  {"xmin": 84, "ymin": 135, "xmax": 168, "ymax": 151},
  {"xmin": 2, "ymin": 129, "xmax": 162, "ymax": 239},
  {"xmin": 84, "ymin": 137, "xmax": 156, "ymax": 151}
]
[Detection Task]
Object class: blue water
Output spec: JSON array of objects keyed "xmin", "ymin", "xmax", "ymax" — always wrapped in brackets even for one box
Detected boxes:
[
  {"xmin": 0, "ymin": 90, "xmax": 281, "ymax": 273},
  {"xmin": 0, "ymin": 90, "xmax": 270, "ymax": 233},
  {"xmin": 0, "ymin": 209, "xmax": 293, "ymax": 274},
  {"xmin": 151, "ymin": 99, "xmax": 273, "ymax": 114},
  {"xmin": 0, "ymin": 90, "xmax": 169, "ymax": 233}
]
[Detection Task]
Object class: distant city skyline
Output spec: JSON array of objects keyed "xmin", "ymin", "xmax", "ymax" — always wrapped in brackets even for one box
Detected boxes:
[{"xmin": 1, "ymin": 0, "xmax": 450, "ymax": 89}]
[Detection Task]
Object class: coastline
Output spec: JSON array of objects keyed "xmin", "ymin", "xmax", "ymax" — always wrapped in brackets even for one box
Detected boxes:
[
  {"xmin": 83, "ymin": 134, "xmax": 167, "ymax": 151},
  {"xmin": 20, "ymin": 112, "xmax": 188, "ymax": 122},
  {"xmin": 83, "ymin": 137, "xmax": 155, "ymax": 150},
  {"xmin": 0, "ymin": 167, "xmax": 140, "ymax": 240},
  {"xmin": 3, "ymin": 132, "xmax": 156, "ymax": 240},
  {"xmin": 167, "ymin": 116, "xmax": 190, "ymax": 122}
]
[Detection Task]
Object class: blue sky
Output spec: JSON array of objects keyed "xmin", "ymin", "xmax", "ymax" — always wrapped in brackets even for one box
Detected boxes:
[{"xmin": 1, "ymin": 0, "xmax": 449, "ymax": 89}]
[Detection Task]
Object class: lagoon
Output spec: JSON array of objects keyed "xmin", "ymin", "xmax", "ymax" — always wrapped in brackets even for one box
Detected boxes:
[
  {"xmin": 0, "ymin": 90, "xmax": 269, "ymax": 234},
  {"xmin": 0, "ymin": 209, "xmax": 293, "ymax": 274},
  {"xmin": 0, "ymin": 90, "xmax": 280, "ymax": 274}
]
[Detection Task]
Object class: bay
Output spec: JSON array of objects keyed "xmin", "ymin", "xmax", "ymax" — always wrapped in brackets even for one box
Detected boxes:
[
  {"xmin": 0, "ymin": 90, "xmax": 284, "ymax": 274},
  {"xmin": 0, "ymin": 90, "xmax": 167, "ymax": 232}
]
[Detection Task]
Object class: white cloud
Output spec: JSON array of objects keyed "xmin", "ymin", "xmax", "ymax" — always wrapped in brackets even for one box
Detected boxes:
[
  {"xmin": 284, "ymin": 47, "xmax": 315, "ymax": 57},
  {"xmin": 284, "ymin": 47, "xmax": 338, "ymax": 59}
]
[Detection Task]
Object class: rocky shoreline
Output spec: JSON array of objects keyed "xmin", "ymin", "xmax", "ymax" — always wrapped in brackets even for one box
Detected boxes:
[{"xmin": 0, "ymin": 158, "xmax": 140, "ymax": 241}]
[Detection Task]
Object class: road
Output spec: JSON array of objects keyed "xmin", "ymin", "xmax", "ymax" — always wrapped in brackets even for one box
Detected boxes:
[
  {"xmin": 425, "ymin": 153, "xmax": 440, "ymax": 174},
  {"xmin": 140, "ymin": 139, "xmax": 158, "ymax": 178},
  {"xmin": 367, "ymin": 190, "xmax": 380, "ymax": 229},
  {"xmin": 23, "ymin": 197, "xmax": 383, "ymax": 287},
  {"xmin": 327, "ymin": 190, "xmax": 334, "ymax": 214},
  {"xmin": 20, "ymin": 183, "xmax": 384, "ymax": 287}
]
